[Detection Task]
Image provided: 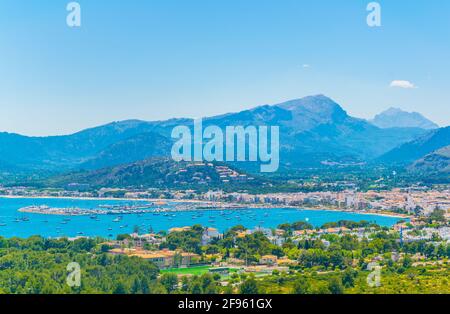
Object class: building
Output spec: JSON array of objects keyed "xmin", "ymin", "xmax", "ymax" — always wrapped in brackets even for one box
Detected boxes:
[
  {"xmin": 109, "ymin": 248, "xmax": 199, "ymax": 269},
  {"xmin": 259, "ymin": 255, "xmax": 278, "ymax": 266},
  {"xmin": 169, "ymin": 226, "xmax": 192, "ymax": 233},
  {"xmin": 201, "ymin": 227, "xmax": 222, "ymax": 245}
]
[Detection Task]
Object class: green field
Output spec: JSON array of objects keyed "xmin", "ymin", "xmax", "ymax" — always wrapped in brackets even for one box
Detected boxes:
[
  {"xmin": 160, "ymin": 265, "xmax": 211, "ymax": 276},
  {"xmin": 160, "ymin": 266, "xmax": 240, "ymax": 277}
]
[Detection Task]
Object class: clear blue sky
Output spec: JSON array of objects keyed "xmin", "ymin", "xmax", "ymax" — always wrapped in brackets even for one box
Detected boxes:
[{"xmin": 0, "ymin": 0, "xmax": 449, "ymax": 136}]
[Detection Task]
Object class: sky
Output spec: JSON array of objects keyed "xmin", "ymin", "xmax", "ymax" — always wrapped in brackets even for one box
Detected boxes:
[{"xmin": 0, "ymin": 0, "xmax": 449, "ymax": 136}]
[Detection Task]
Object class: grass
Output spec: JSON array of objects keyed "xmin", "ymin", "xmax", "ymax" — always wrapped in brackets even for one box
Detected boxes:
[
  {"xmin": 160, "ymin": 265, "xmax": 213, "ymax": 276},
  {"xmin": 160, "ymin": 265, "xmax": 240, "ymax": 277}
]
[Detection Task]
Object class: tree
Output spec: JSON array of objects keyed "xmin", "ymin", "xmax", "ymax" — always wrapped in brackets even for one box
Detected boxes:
[
  {"xmin": 113, "ymin": 282, "xmax": 127, "ymax": 294},
  {"xmin": 293, "ymin": 277, "xmax": 309, "ymax": 294},
  {"xmin": 240, "ymin": 277, "xmax": 259, "ymax": 294},
  {"xmin": 160, "ymin": 273, "xmax": 178, "ymax": 293},
  {"xmin": 402, "ymin": 255, "xmax": 413, "ymax": 268},
  {"xmin": 189, "ymin": 281, "xmax": 203, "ymax": 294},
  {"xmin": 328, "ymin": 277, "xmax": 344, "ymax": 294},
  {"xmin": 429, "ymin": 208, "xmax": 445, "ymax": 223},
  {"xmin": 342, "ymin": 268, "xmax": 357, "ymax": 288}
]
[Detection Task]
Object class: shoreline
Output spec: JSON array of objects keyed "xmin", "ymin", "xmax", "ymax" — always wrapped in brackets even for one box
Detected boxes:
[
  {"xmin": 2, "ymin": 195, "xmax": 411, "ymax": 220},
  {"xmin": 0, "ymin": 195, "xmax": 205, "ymax": 203}
]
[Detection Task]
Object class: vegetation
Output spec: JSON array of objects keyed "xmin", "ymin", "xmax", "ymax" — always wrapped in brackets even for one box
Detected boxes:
[{"xmin": 0, "ymin": 219, "xmax": 449, "ymax": 294}]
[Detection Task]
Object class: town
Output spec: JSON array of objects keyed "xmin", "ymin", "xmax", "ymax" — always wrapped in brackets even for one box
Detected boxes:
[
  {"xmin": 2, "ymin": 185, "xmax": 449, "ymax": 217},
  {"xmin": 1, "ymin": 183, "xmax": 448, "ymax": 294}
]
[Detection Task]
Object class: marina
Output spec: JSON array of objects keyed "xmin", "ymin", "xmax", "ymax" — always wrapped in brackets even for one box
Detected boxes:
[{"xmin": 0, "ymin": 197, "xmax": 405, "ymax": 238}]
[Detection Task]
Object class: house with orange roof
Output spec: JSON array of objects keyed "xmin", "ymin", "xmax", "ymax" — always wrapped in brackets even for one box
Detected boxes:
[{"xmin": 259, "ymin": 255, "xmax": 278, "ymax": 266}]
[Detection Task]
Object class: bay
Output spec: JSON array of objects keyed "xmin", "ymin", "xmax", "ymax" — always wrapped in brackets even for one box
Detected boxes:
[{"xmin": 0, "ymin": 197, "xmax": 404, "ymax": 239}]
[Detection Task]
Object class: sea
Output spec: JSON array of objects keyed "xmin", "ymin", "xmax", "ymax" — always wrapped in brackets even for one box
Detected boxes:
[{"xmin": 0, "ymin": 197, "xmax": 405, "ymax": 239}]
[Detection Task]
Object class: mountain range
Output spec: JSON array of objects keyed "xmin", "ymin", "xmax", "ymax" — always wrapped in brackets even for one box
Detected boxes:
[{"xmin": 1, "ymin": 95, "xmax": 448, "ymax": 185}]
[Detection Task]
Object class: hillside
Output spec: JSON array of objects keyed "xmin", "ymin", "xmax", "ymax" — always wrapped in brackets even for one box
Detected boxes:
[
  {"xmin": 47, "ymin": 158, "xmax": 266, "ymax": 190},
  {"xmin": 409, "ymin": 146, "xmax": 450, "ymax": 178},
  {"xmin": 378, "ymin": 127, "xmax": 450, "ymax": 164}
]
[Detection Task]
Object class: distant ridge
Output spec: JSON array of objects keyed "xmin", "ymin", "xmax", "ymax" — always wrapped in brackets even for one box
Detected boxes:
[
  {"xmin": 409, "ymin": 145, "xmax": 450, "ymax": 176},
  {"xmin": 408, "ymin": 145, "xmax": 450, "ymax": 183},
  {"xmin": 370, "ymin": 107, "xmax": 439, "ymax": 130},
  {"xmin": 379, "ymin": 126, "xmax": 450, "ymax": 164},
  {"xmin": 0, "ymin": 95, "xmax": 429, "ymax": 173}
]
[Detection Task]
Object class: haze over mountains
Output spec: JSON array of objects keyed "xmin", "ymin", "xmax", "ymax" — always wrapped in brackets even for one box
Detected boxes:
[
  {"xmin": 378, "ymin": 127, "xmax": 450, "ymax": 164},
  {"xmin": 0, "ymin": 95, "xmax": 448, "ymax": 182},
  {"xmin": 370, "ymin": 108, "xmax": 439, "ymax": 130}
]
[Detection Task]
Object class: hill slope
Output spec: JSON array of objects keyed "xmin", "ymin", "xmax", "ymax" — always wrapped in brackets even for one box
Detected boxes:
[
  {"xmin": 47, "ymin": 158, "xmax": 265, "ymax": 190},
  {"xmin": 408, "ymin": 146, "xmax": 450, "ymax": 182},
  {"xmin": 379, "ymin": 127, "xmax": 450, "ymax": 164}
]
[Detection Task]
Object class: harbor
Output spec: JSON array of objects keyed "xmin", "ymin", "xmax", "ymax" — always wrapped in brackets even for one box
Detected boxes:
[
  {"xmin": 17, "ymin": 202, "xmax": 252, "ymax": 216},
  {"xmin": 0, "ymin": 196, "xmax": 405, "ymax": 239}
]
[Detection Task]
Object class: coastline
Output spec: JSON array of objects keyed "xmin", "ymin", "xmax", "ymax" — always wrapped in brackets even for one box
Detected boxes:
[
  {"xmin": 0, "ymin": 195, "xmax": 204, "ymax": 203},
  {"xmin": 289, "ymin": 205, "xmax": 410, "ymax": 219},
  {"xmin": 2, "ymin": 195, "xmax": 411, "ymax": 220}
]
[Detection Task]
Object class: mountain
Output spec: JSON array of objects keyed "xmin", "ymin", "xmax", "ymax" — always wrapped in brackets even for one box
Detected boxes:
[
  {"xmin": 378, "ymin": 127, "xmax": 450, "ymax": 164},
  {"xmin": 0, "ymin": 95, "xmax": 429, "ymax": 174},
  {"xmin": 204, "ymin": 95, "xmax": 426, "ymax": 167},
  {"xmin": 0, "ymin": 120, "xmax": 155, "ymax": 170},
  {"xmin": 0, "ymin": 119, "xmax": 189, "ymax": 171},
  {"xmin": 80, "ymin": 132, "xmax": 173, "ymax": 170},
  {"xmin": 370, "ymin": 108, "xmax": 439, "ymax": 129},
  {"xmin": 47, "ymin": 158, "xmax": 265, "ymax": 190},
  {"xmin": 409, "ymin": 145, "xmax": 450, "ymax": 175}
]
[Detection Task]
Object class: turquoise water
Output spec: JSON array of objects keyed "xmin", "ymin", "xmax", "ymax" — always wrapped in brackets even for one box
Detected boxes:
[{"xmin": 0, "ymin": 197, "xmax": 404, "ymax": 239}]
